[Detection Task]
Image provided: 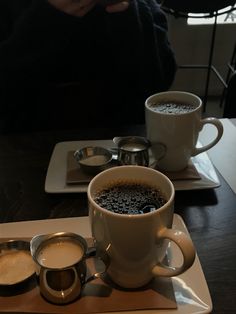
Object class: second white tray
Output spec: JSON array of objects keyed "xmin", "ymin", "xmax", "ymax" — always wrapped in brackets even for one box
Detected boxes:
[{"xmin": 45, "ymin": 140, "xmax": 220, "ymax": 193}]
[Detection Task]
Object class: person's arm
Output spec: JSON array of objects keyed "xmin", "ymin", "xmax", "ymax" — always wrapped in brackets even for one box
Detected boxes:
[
  {"xmin": 0, "ymin": 0, "xmax": 132, "ymax": 87},
  {"xmin": 0, "ymin": 0, "xmax": 96, "ymax": 132},
  {"xmin": 0, "ymin": 0, "xmax": 91, "ymax": 88},
  {"xmin": 104, "ymin": 0, "xmax": 177, "ymax": 96}
]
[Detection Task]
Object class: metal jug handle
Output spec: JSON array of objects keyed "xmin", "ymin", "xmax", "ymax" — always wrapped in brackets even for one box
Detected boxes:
[
  {"xmin": 85, "ymin": 247, "xmax": 110, "ymax": 283},
  {"xmin": 149, "ymin": 142, "xmax": 167, "ymax": 168}
]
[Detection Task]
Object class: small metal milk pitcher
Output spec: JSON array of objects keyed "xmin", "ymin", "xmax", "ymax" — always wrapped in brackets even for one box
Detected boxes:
[
  {"xmin": 113, "ymin": 136, "xmax": 151, "ymax": 166},
  {"xmin": 30, "ymin": 232, "xmax": 106, "ymax": 304}
]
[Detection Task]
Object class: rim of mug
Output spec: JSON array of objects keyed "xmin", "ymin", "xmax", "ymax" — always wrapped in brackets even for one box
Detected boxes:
[
  {"xmin": 145, "ymin": 91, "xmax": 202, "ymax": 115},
  {"xmin": 87, "ymin": 165, "xmax": 175, "ymax": 219}
]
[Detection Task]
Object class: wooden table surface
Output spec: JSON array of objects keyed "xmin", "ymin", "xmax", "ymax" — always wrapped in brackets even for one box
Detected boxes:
[{"xmin": 0, "ymin": 123, "xmax": 236, "ymax": 314}]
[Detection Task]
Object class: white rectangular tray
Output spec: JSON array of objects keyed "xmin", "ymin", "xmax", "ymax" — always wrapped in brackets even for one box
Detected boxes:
[
  {"xmin": 0, "ymin": 214, "xmax": 212, "ymax": 314},
  {"xmin": 45, "ymin": 140, "xmax": 220, "ymax": 193}
]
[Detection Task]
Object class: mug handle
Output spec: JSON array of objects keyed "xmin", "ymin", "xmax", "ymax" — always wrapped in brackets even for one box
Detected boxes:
[
  {"xmin": 192, "ymin": 117, "xmax": 223, "ymax": 156},
  {"xmin": 152, "ymin": 228, "xmax": 196, "ymax": 277}
]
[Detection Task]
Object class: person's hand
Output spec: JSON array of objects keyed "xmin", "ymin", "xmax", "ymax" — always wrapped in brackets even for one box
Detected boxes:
[
  {"xmin": 104, "ymin": 1, "xmax": 129, "ymax": 13},
  {"xmin": 48, "ymin": 0, "xmax": 97, "ymax": 17}
]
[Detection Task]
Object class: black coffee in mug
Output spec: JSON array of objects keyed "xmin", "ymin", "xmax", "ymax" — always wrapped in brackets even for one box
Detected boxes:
[
  {"xmin": 94, "ymin": 181, "xmax": 167, "ymax": 215},
  {"xmin": 149, "ymin": 102, "xmax": 196, "ymax": 114}
]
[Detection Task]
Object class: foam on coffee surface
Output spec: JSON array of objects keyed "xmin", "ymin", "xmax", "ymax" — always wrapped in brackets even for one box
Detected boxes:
[
  {"xmin": 94, "ymin": 181, "xmax": 166, "ymax": 215},
  {"xmin": 149, "ymin": 102, "xmax": 196, "ymax": 114}
]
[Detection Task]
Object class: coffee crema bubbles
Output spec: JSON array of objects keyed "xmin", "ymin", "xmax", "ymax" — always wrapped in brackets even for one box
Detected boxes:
[
  {"xmin": 149, "ymin": 101, "xmax": 196, "ymax": 114},
  {"xmin": 94, "ymin": 182, "xmax": 167, "ymax": 215}
]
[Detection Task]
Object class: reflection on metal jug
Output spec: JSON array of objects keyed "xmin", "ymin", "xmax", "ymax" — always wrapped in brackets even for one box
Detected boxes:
[
  {"xmin": 30, "ymin": 232, "xmax": 105, "ymax": 304},
  {"xmin": 113, "ymin": 136, "xmax": 150, "ymax": 166}
]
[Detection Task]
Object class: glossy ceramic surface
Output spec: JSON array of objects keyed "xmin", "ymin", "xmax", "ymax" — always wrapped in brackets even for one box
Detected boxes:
[{"xmin": 145, "ymin": 91, "xmax": 223, "ymax": 171}]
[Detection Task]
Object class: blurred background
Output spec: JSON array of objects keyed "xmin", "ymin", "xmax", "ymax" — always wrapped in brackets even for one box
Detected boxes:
[{"xmin": 162, "ymin": 2, "xmax": 236, "ymax": 118}]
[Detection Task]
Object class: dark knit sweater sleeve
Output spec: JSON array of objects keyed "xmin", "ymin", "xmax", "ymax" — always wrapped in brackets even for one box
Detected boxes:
[
  {"xmin": 104, "ymin": 0, "xmax": 177, "ymax": 96},
  {"xmin": 0, "ymin": 0, "xmax": 176, "ymax": 91},
  {"xmin": 0, "ymin": 0, "xmax": 87, "ymax": 87},
  {"xmin": 0, "ymin": 0, "xmax": 176, "ymax": 132}
]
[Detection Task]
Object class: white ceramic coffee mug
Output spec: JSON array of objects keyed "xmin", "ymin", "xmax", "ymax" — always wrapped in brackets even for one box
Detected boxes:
[
  {"xmin": 88, "ymin": 166, "xmax": 196, "ymax": 289},
  {"xmin": 145, "ymin": 91, "xmax": 223, "ymax": 172}
]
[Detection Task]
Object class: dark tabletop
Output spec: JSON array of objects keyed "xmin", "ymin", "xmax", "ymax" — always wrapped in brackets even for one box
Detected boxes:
[{"xmin": 0, "ymin": 124, "xmax": 236, "ymax": 314}]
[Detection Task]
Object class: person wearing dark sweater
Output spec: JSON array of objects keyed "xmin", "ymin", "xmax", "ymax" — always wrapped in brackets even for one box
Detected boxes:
[{"xmin": 0, "ymin": 0, "xmax": 177, "ymax": 133}]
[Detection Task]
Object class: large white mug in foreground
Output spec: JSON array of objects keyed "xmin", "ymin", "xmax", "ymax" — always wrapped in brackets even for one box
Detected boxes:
[
  {"xmin": 88, "ymin": 166, "xmax": 196, "ymax": 289},
  {"xmin": 145, "ymin": 91, "xmax": 223, "ymax": 172}
]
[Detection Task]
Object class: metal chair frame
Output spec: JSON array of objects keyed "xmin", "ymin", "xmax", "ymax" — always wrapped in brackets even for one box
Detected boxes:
[
  {"xmin": 220, "ymin": 41, "xmax": 236, "ymax": 107},
  {"xmin": 160, "ymin": 1, "xmax": 236, "ymax": 111}
]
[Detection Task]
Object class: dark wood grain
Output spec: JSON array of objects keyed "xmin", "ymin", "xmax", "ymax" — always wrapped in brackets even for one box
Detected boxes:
[{"xmin": 0, "ymin": 124, "xmax": 236, "ymax": 313}]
